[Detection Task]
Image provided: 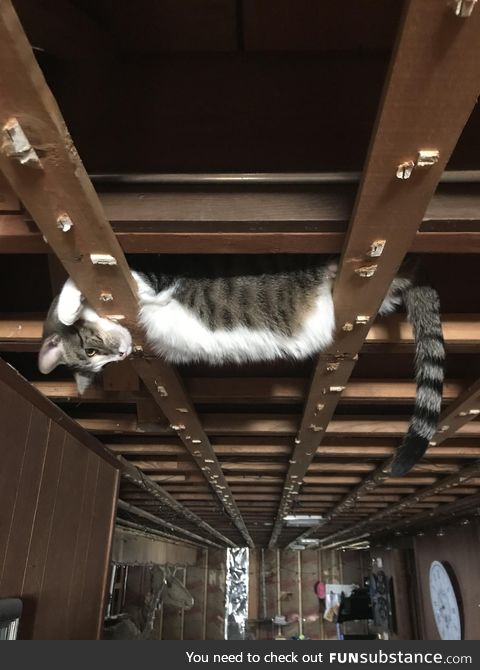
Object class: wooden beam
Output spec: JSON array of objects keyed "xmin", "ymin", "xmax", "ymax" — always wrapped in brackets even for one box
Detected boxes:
[
  {"xmin": 312, "ymin": 460, "xmax": 480, "ymax": 549},
  {"xmin": 117, "ymin": 458, "xmax": 237, "ymax": 547},
  {"xmin": 0, "ymin": 0, "xmax": 253, "ymax": 547},
  {"xmin": 428, "ymin": 378, "xmax": 480, "ymax": 447},
  {"xmin": 269, "ymin": 0, "xmax": 480, "ymax": 547},
  {"xmin": 285, "ymin": 382, "xmax": 480, "ymax": 547},
  {"xmin": 106, "ymin": 440, "xmax": 480, "ymax": 459},
  {"xmin": 0, "ymin": 173, "xmax": 20, "ymax": 211},
  {"xmin": 75, "ymin": 414, "xmax": 480, "ymax": 438},
  {"xmin": 3, "ymin": 183, "xmax": 480, "ymax": 253},
  {"xmin": 28, "ymin": 377, "xmax": 468, "ymax": 405},
  {"xmin": 12, "ymin": 0, "xmax": 113, "ymax": 59},
  {"xmin": 116, "ymin": 499, "xmax": 224, "ymax": 549},
  {"xmin": 366, "ymin": 492, "xmax": 480, "ymax": 541},
  {"xmin": 1, "ymin": 313, "xmax": 478, "ymax": 353},
  {"xmin": 116, "ymin": 517, "xmax": 204, "ymax": 550}
]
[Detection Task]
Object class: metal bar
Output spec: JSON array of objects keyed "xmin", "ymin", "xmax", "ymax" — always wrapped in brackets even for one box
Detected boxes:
[
  {"xmin": 116, "ymin": 517, "xmax": 202, "ymax": 548},
  {"xmin": 202, "ymin": 549, "xmax": 208, "ymax": 641},
  {"xmin": 118, "ymin": 456, "xmax": 236, "ymax": 548},
  {"xmin": 117, "ymin": 499, "xmax": 224, "ymax": 549},
  {"xmin": 90, "ymin": 170, "xmax": 480, "ymax": 185}
]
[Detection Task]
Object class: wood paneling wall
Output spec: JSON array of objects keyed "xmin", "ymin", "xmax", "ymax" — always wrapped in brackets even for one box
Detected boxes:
[
  {"xmin": 414, "ymin": 521, "xmax": 480, "ymax": 641},
  {"xmin": 0, "ymin": 358, "xmax": 119, "ymax": 639}
]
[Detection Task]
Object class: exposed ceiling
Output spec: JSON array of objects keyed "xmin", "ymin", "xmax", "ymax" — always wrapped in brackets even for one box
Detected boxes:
[{"xmin": 1, "ymin": 0, "xmax": 480, "ymax": 550}]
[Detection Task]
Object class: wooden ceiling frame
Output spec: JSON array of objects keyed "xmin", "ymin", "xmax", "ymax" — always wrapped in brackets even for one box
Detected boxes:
[
  {"xmin": 3, "ymin": 187, "xmax": 480, "ymax": 254},
  {"xmin": 69, "ymin": 414, "xmax": 480, "ymax": 438},
  {"xmin": 269, "ymin": 0, "xmax": 480, "ymax": 547},
  {"xmin": 0, "ymin": 0, "xmax": 253, "ymax": 547},
  {"xmin": 116, "ymin": 499, "xmax": 224, "ymax": 550},
  {"xmin": 1, "ymin": 312, "xmax": 478, "ymax": 353},
  {"xmin": 118, "ymin": 457, "xmax": 237, "ymax": 547},
  {"xmin": 356, "ymin": 492, "xmax": 480, "ymax": 548},
  {"xmin": 19, "ymin": 377, "xmax": 476, "ymax": 405},
  {"xmin": 287, "ymin": 376, "xmax": 480, "ymax": 547},
  {"xmin": 116, "ymin": 517, "xmax": 207, "ymax": 550},
  {"xmin": 311, "ymin": 459, "xmax": 480, "ymax": 549}
]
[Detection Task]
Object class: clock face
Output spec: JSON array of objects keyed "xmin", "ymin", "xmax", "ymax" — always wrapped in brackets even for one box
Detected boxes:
[{"xmin": 429, "ymin": 561, "xmax": 462, "ymax": 640}]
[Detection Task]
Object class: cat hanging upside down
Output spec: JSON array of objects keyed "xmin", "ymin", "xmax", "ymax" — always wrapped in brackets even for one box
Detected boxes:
[{"xmin": 38, "ymin": 254, "xmax": 445, "ymax": 476}]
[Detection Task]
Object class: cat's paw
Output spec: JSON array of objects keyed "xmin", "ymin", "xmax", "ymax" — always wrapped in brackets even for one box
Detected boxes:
[{"xmin": 57, "ymin": 278, "xmax": 85, "ymax": 325}]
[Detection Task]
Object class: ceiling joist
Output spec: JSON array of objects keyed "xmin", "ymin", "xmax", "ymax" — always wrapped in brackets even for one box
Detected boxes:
[
  {"xmin": 0, "ymin": 0, "xmax": 253, "ymax": 547},
  {"xmin": 270, "ymin": 0, "xmax": 480, "ymax": 547},
  {"xmin": 312, "ymin": 459, "xmax": 480, "ymax": 550}
]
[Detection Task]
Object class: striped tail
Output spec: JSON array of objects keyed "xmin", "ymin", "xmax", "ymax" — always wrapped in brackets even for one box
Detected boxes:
[{"xmin": 390, "ymin": 285, "xmax": 445, "ymax": 477}]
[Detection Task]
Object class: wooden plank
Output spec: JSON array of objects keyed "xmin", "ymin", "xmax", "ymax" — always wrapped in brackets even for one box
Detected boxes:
[
  {"xmin": 3, "ymin": 214, "xmax": 480, "ymax": 254},
  {"xmin": 285, "ymin": 382, "xmax": 480, "ymax": 548},
  {"xmin": 118, "ymin": 457, "xmax": 237, "ymax": 548},
  {"xmin": 0, "ymin": 12, "xmax": 139, "ymax": 329},
  {"xmin": 82, "ymin": 439, "xmax": 480, "ymax": 459},
  {"xmin": 76, "ymin": 413, "xmax": 480, "ymax": 438},
  {"xmin": 428, "ymin": 378, "xmax": 480, "ymax": 447},
  {"xmin": 0, "ymin": 407, "xmax": 49, "ymax": 596},
  {"xmin": 269, "ymin": 0, "xmax": 480, "ymax": 547},
  {"xmin": 78, "ymin": 0, "xmax": 238, "ymax": 53},
  {"xmin": 28, "ymin": 377, "xmax": 468, "ymax": 405},
  {"xmin": 1, "ymin": 313, "xmax": 477, "ymax": 353},
  {"xmin": 18, "ymin": 422, "xmax": 65, "ymax": 638},
  {"xmin": 313, "ymin": 460, "xmax": 480, "ymax": 549},
  {"xmin": 0, "ymin": 174, "xmax": 20, "ymax": 211},
  {"xmin": 0, "ymin": 1, "xmax": 252, "ymax": 546},
  {"xmin": 12, "ymin": 0, "xmax": 113, "ymax": 59},
  {"xmin": 242, "ymin": 0, "xmax": 400, "ymax": 52},
  {"xmin": 0, "ymin": 379, "xmax": 32, "ymax": 580},
  {"xmin": 32, "ymin": 433, "xmax": 89, "ymax": 639},
  {"xmin": 77, "ymin": 459, "xmax": 118, "ymax": 640},
  {"xmin": 117, "ymin": 499, "xmax": 224, "ymax": 549},
  {"xmin": 131, "ymin": 358, "xmax": 253, "ymax": 546}
]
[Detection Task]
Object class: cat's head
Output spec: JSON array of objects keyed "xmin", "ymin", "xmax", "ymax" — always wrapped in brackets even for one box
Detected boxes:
[{"xmin": 38, "ymin": 281, "xmax": 132, "ymax": 394}]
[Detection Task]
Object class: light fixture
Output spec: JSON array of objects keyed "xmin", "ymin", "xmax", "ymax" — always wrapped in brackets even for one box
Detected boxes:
[{"xmin": 283, "ymin": 514, "xmax": 324, "ymax": 527}]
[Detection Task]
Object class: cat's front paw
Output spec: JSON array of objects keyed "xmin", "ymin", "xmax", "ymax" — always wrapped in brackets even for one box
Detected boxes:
[{"xmin": 57, "ymin": 278, "xmax": 85, "ymax": 325}]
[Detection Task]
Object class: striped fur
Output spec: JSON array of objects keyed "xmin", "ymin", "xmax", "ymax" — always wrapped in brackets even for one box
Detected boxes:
[
  {"xmin": 40, "ymin": 254, "xmax": 445, "ymax": 476},
  {"xmin": 390, "ymin": 285, "xmax": 445, "ymax": 476}
]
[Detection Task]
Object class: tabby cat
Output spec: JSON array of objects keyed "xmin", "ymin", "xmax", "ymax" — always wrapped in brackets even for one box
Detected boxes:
[{"xmin": 38, "ymin": 255, "xmax": 445, "ymax": 476}]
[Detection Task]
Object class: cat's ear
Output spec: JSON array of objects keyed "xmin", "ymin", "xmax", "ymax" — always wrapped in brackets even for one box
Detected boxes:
[
  {"xmin": 38, "ymin": 334, "xmax": 65, "ymax": 374},
  {"xmin": 57, "ymin": 278, "xmax": 84, "ymax": 326},
  {"xmin": 74, "ymin": 372, "xmax": 94, "ymax": 395}
]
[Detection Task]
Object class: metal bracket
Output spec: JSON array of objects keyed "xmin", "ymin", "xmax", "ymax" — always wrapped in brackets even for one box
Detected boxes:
[
  {"xmin": 1, "ymin": 118, "xmax": 41, "ymax": 168},
  {"xmin": 396, "ymin": 150, "xmax": 440, "ymax": 180},
  {"xmin": 451, "ymin": 0, "xmax": 477, "ymax": 17}
]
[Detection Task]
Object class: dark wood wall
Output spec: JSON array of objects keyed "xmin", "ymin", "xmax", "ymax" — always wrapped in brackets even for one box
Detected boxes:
[
  {"xmin": 0, "ymin": 358, "xmax": 119, "ymax": 639},
  {"xmin": 414, "ymin": 521, "xmax": 480, "ymax": 641}
]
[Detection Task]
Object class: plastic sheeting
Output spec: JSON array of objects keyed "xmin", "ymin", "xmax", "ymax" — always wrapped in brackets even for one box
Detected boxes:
[{"xmin": 225, "ymin": 548, "xmax": 249, "ymax": 640}]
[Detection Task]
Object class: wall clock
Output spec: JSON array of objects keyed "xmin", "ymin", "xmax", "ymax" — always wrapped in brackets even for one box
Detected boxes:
[{"xmin": 429, "ymin": 561, "xmax": 462, "ymax": 640}]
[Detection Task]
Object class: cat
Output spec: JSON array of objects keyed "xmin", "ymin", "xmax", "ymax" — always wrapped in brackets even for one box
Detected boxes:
[{"xmin": 38, "ymin": 254, "xmax": 445, "ymax": 476}]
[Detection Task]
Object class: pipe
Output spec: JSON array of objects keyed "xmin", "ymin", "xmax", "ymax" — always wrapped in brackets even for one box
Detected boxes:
[
  {"xmin": 90, "ymin": 170, "xmax": 480, "ymax": 186},
  {"xmin": 261, "ymin": 548, "xmax": 267, "ymax": 620},
  {"xmin": 117, "ymin": 499, "xmax": 224, "ymax": 549}
]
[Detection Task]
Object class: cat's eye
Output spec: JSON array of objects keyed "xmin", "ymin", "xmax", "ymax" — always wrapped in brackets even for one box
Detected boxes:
[{"xmin": 85, "ymin": 348, "xmax": 99, "ymax": 358}]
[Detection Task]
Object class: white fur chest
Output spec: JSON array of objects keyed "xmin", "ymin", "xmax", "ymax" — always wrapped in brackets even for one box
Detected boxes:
[{"xmin": 134, "ymin": 274, "xmax": 336, "ymax": 365}]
